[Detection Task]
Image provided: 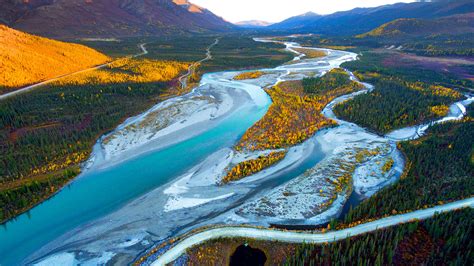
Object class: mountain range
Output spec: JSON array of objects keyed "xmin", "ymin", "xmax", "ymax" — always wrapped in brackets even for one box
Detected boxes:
[
  {"xmin": 268, "ymin": 0, "xmax": 474, "ymax": 35},
  {"xmin": 357, "ymin": 13, "xmax": 474, "ymax": 38},
  {"xmin": 1, "ymin": 0, "xmax": 473, "ymax": 39},
  {"xmin": 0, "ymin": 0, "xmax": 233, "ymax": 38}
]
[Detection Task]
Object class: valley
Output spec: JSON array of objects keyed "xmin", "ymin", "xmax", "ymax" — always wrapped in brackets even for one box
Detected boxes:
[
  {"xmin": 0, "ymin": 34, "xmax": 295, "ymax": 265},
  {"xmin": 0, "ymin": 34, "xmax": 292, "ymax": 226},
  {"xmin": 0, "ymin": 0, "xmax": 473, "ymax": 265},
  {"xmin": 3, "ymin": 36, "xmax": 467, "ymax": 266},
  {"xmin": 138, "ymin": 36, "xmax": 473, "ymax": 265}
]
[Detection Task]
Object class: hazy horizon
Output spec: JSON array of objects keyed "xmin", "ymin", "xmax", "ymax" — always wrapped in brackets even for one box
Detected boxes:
[{"xmin": 192, "ymin": 0, "xmax": 416, "ymax": 23}]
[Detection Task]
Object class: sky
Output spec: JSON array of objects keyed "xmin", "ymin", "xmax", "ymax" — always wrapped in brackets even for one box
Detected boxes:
[{"xmin": 191, "ymin": 0, "xmax": 416, "ymax": 23}]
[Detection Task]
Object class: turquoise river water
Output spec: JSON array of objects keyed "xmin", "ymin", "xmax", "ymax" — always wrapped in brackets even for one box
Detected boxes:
[{"xmin": 0, "ymin": 99, "xmax": 269, "ymax": 265}]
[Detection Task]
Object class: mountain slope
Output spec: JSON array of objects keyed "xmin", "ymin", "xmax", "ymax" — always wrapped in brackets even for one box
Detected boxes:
[
  {"xmin": 0, "ymin": 0, "xmax": 232, "ymax": 38},
  {"xmin": 0, "ymin": 25, "xmax": 110, "ymax": 92},
  {"xmin": 0, "ymin": 0, "xmax": 53, "ymax": 25},
  {"xmin": 271, "ymin": 12, "xmax": 321, "ymax": 30},
  {"xmin": 357, "ymin": 13, "xmax": 474, "ymax": 38},
  {"xmin": 269, "ymin": 0, "xmax": 474, "ymax": 36}
]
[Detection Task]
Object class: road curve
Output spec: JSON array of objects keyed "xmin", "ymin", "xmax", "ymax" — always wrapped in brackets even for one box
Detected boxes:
[
  {"xmin": 178, "ymin": 38, "xmax": 219, "ymax": 90},
  {"xmin": 152, "ymin": 197, "xmax": 474, "ymax": 265},
  {"xmin": 0, "ymin": 43, "xmax": 148, "ymax": 101}
]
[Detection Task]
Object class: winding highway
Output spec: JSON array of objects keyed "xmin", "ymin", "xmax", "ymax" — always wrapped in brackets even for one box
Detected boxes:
[
  {"xmin": 152, "ymin": 197, "xmax": 474, "ymax": 265},
  {"xmin": 178, "ymin": 38, "xmax": 219, "ymax": 90},
  {"xmin": 0, "ymin": 43, "xmax": 148, "ymax": 101}
]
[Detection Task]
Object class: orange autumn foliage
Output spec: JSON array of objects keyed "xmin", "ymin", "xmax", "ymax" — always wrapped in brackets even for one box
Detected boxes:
[
  {"xmin": 430, "ymin": 105, "xmax": 450, "ymax": 117},
  {"xmin": 237, "ymin": 79, "xmax": 364, "ymax": 151},
  {"xmin": 0, "ymin": 25, "xmax": 110, "ymax": 92},
  {"xmin": 294, "ymin": 48, "xmax": 327, "ymax": 59},
  {"xmin": 55, "ymin": 58, "xmax": 189, "ymax": 85},
  {"xmin": 234, "ymin": 71, "xmax": 266, "ymax": 80},
  {"xmin": 223, "ymin": 151, "xmax": 287, "ymax": 183}
]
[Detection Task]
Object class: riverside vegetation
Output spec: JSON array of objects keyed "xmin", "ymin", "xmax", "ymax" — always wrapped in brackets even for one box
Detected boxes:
[
  {"xmin": 0, "ymin": 35, "xmax": 295, "ymax": 223},
  {"xmin": 233, "ymin": 71, "xmax": 266, "ymax": 80},
  {"xmin": 342, "ymin": 119, "xmax": 473, "ymax": 225},
  {"xmin": 333, "ymin": 78, "xmax": 463, "ymax": 133},
  {"xmin": 223, "ymin": 68, "xmax": 363, "ymax": 183},
  {"xmin": 293, "ymin": 48, "xmax": 327, "ymax": 59},
  {"xmin": 0, "ymin": 59, "xmax": 189, "ymax": 223},
  {"xmin": 223, "ymin": 151, "xmax": 287, "ymax": 184},
  {"xmin": 331, "ymin": 49, "xmax": 467, "ymax": 134},
  {"xmin": 237, "ymin": 68, "xmax": 363, "ymax": 151}
]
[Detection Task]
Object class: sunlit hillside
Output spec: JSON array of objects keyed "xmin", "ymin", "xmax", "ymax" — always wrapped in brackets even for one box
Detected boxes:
[
  {"xmin": 0, "ymin": 25, "xmax": 110, "ymax": 93},
  {"xmin": 357, "ymin": 13, "xmax": 474, "ymax": 38},
  {"xmin": 56, "ymin": 58, "xmax": 189, "ymax": 86}
]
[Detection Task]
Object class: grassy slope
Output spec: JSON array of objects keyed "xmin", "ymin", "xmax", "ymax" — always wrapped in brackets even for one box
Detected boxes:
[
  {"xmin": 0, "ymin": 25, "xmax": 110, "ymax": 93},
  {"xmin": 357, "ymin": 13, "xmax": 474, "ymax": 38}
]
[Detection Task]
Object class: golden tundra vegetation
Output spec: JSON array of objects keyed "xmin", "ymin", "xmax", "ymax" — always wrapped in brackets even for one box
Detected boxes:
[
  {"xmin": 0, "ymin": 25, "xmax": 110, "ymax": 93},
  {"xmin": 293, "ymin": 48, "xmax": 327, "ymax": 58},
  {"xmin": 238, "ymin": 68, "xmax": 363, "ymax": 151},
  {"xmin": 233, "ymin": 71, "xmax": 267, "ymax": 80},
  {"xmin": 55, "ymin": 58, "xmax": 190, "ymax": 86},
  {"xmin": 223, "ymin": 151, "xmax": 287, "ymax": 183},
  {"xmin": 224, "ymin": 68, "xmax": 363, "ymax": 183}
]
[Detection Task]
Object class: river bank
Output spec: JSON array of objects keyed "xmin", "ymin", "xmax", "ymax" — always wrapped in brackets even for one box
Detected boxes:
[
  {"xmin": 87, "ymin": 83, "xmax": 251, "ymax": 170},
  {"xmin": 140, "ymin": 39, "xmax": 474, "ymax": 265},
  {"xmin": 24, "ymin": 40, "xmax": 361, "ymax": 265},
  {"xmin": 10, "ymin": 37, "xmax": 471, "ymax": 266}
]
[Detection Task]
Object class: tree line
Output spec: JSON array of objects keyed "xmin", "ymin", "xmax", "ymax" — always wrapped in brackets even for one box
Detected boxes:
[{"xmin": 287, "ymin": 208, "xmax": 473, "ymax": 265}]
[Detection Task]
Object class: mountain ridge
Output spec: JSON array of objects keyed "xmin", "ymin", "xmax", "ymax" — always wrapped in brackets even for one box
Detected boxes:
[
  {"xmin": 0, "ymin": 0, "xmax": 233, "ymax": 38},
  {"xmin": 268, "ymin": 0, "xmax": 474, "ymax": 35},
  {"xmin": 357, "ymin": 13, "xmax": 474, "ymax": 38}
]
